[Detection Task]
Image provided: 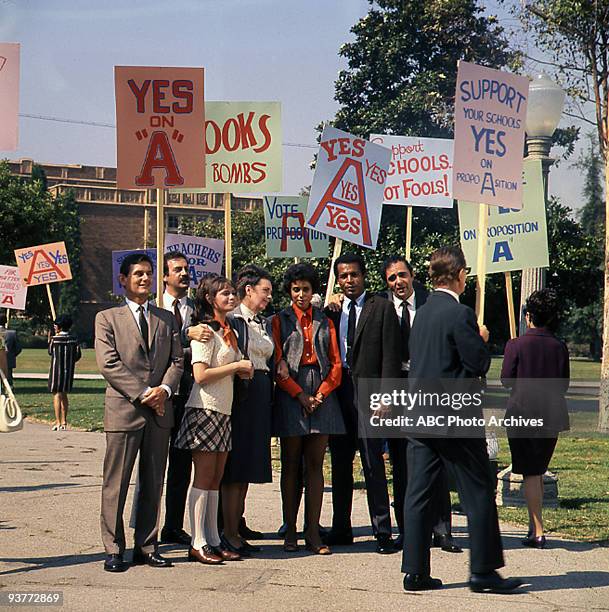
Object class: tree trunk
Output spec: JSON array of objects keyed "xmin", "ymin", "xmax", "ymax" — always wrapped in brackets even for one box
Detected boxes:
[{"xmin": 598, "ymin": 150, "xmax": 609, "ymax": 432}]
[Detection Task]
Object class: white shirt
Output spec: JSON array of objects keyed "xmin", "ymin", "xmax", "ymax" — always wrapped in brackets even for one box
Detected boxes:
[
  {"xmin": 339, "ymin": 291, "xmax": 366, "ymax": 367},
  {"xmin": 391, "ymin": 291, "xmax": 416, "ymax": 371},
  {"xmin": 435, "ymin": 288, "xmax": 460, "ymax": 303},
  {"xmin": 162, "ymin": 291, "xmax": 193, "ymax": 331}
]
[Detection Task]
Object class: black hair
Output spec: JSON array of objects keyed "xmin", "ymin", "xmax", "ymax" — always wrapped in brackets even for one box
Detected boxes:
[
  {"xmin": 54, "ymin": 314, "xmax": 73, "ymax": 332},
  {"xmin": 192, "ymin": 275, "xmax": 234, "ymax": 330},
  {"xmin": 282, "ymin": 262, "xmax": 320, "ymax": 294},
  {"xmin": 163, "ymin": 251, "xmax": 188, "ymax": 275},
  {"xmin": 380, "ymin": 255, "xmax": 413, "ymax": 279},
  {"xmin": 525, "ymin": 289, "xmax": 559, "ymax": 332},
  {"xmin": 333, "ymin": 252, "xmax": 366, "ymax": 278},
  {"xmin": 236, "ymin": 264, "xmax": 272, "ymax": 300},
  {"xmin": 120, "ymin": 252, "xmax": 154, "ymax": 277}
]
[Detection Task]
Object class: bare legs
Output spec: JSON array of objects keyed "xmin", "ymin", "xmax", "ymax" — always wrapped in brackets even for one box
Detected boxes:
[
  {"xmin": 523, "ymin": 475, "xmax": 544, "ymax": 537},
  {"xmin": 52, "ymin": 392, "xmax": 68, "ymax": 428}
]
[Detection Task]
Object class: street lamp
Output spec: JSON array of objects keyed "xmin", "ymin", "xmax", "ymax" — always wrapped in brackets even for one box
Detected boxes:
[{"xmin": 518, "ymin": 73, "xmax": 565, "ymax": 335}]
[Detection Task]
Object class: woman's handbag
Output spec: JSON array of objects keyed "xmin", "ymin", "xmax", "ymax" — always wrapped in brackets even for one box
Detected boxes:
[{"xmin": 0, "ymin": 367, "xmax": 23, "ymax": 433}]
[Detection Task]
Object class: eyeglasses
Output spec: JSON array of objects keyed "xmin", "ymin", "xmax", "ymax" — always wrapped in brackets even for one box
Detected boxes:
[{"xmin": 386, "ymin": 271, "xmax": 411, "ymax": 283}]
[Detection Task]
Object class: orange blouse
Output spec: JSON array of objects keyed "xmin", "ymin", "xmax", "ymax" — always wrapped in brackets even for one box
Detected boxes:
[{"xmin": 272, "ymin": 304, "xmax": 342, "ymax": 399}]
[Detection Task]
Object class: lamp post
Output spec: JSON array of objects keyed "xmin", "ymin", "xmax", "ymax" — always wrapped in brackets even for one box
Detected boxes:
[{"xmin": 518, "ymin": 73, "xmax": 565, "ymax": 335}]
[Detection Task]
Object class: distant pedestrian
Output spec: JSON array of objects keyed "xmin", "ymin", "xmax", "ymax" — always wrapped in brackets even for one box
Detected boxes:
[
  {"xmin": 48, "ymin": 315, "xmax": 81, "ymax": 431},
  {"xmin": 0, "ymin": 312, "xmax": 21, "ymax": 386}
]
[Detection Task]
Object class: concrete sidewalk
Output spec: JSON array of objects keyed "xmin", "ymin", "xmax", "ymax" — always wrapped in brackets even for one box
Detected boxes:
[{"xmin": 1, "ymin": 422, "xmax": 608, "ymax": 611}]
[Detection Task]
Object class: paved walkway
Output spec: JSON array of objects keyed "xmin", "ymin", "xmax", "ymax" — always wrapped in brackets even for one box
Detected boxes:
[{"xmin": 1, "ymin": 422, "xmax": 608, "ymax": 611}]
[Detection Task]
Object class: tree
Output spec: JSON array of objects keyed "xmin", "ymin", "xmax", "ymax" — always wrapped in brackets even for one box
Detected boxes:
[{"xmin": 574, "ymin": 134, "xmax": 605, "ymax": 239}]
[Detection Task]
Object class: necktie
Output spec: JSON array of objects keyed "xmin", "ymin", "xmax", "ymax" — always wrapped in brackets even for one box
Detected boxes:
[
  {"xmin": 400, "ymin": 301, "xmax": 410, "ymax": 362},
  {"xmin": 346, "ymin": 300, "xmax": 356, "ymax": 367},
  {"xmin": 139, "ymin": 305, "xmax": 149, "ymax": 351},
  {"xmin": 173, "ymin": 298, "xmax": 183, "ymax": 330}
]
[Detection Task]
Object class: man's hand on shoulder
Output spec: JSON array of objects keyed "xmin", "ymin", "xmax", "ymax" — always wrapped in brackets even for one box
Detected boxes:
[{"xmin": 187, "ymin": 324, "xmax": 213, "ymax": 343}]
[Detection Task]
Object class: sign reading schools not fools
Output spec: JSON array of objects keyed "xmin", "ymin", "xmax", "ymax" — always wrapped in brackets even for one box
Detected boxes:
[
  {"xmin": 453, "ymin": 61, "xmax": 529, "ymax": 209},
  {"xmin": 0, "ymin": 265, "xmax": 27, "ymax": 310},
  {"xmin": 369, "ymin": 134, "xmax": 453, "ymax": 208},
  {"xmin": 165, "ymin": 233, "xmax": 224, "ymax": 286},
  {"xmin": 264, "ymin": 196, "xmax": 328, "ymax": 258},
  {"xmin": 458, "ymin": 159, "xmax": 548, "ymax": 274},
  {"xmin": 306, "ymin": 126, "xmax": 391, "ymax": 249}
]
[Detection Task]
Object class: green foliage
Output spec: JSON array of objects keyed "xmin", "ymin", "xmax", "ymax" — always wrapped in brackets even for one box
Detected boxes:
[{"xmin": 574, "ymin": 135, "xmax": 605, "ymax": 239}]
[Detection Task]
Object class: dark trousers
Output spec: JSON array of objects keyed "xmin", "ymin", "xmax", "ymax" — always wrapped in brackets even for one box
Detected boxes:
[
  {"xmin": 329, "ymin": 370, "xmax": 391, "ymax": 538},
  {"xmin": 163, "ymin": 393, "xmax": 192, "ymax": 531},
  {"xmin": 402, "ymin": 437, "xmax": 504, "ymax": 575}
]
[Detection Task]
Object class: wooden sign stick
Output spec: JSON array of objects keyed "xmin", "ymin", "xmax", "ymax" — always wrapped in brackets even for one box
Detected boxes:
[
  {"xmin": 474, "ymin": 203, "xmax": 488, "ymax": 327},
  {"xmin": 324, "ymin": 238, "xmax": 343, "ymax": 307},
  {"xmin": 504, "ymin": 271, "xmax": 517, "ymax": 339},
  {"xmin": 405, "ymin": 206, "xmax": 413, "ymax": 261},
  {"xmin": 224, "ymin": 193, "xmax": 232, "ymax": 279},
  {"xmin": 156, "ymin": 188, "xmax": 165, "ymax": 307},
  {"xmin": 46, "ymin": 284, "xmax": 56, "ymax": 321}
]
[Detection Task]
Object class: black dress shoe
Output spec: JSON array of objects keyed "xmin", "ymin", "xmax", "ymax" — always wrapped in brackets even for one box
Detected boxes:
[
  {"xmin": 104, "ymin": 553, "xmax": 128, "ymax": 573},
  {"xmin": 394, "ymin": 534, "xmax": 404, "ymax": 550},
  {"xmin": 432, "ymin": 533, "xmax": 463, "ymax": 553},
  {"xmin": 132, "ymin": 549, "xmax": 173, "ymax": 568},
  {"xmin": 160, "ymin": 527, "xmax": 192, "ymax": 546},
  {"xmin": 469, "ymin": 571, "xmax": 523, "ymax": 593},
  {"xmin": 403, "ymin": 573, "xmax": 443, "ymax": 591},
  {"xmin": 239, "ymin": 539, "xmax": 261, "ymax": 553},
  {"xmin": 220, "ymin": 534, "xmax": 251, "ymax": 558},
  {"xmin": 376, "ymin": 535, "xmax": 397, "ymax": 554},
  {"xmin": 321, "ymin": 529, "xmax": 354, "ymax": 546},
  {"xmin": 522, "ymin": 535, "xmax": 546, "ymax": 549},
  {"xmin": 239, "ymin": 518, "xmax": 264, "ymax": 540}
]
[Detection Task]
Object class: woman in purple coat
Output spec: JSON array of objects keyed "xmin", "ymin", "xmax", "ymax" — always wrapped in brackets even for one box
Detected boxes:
[{"xmin": 501, "ymin": 289, "xmax": 569, "ymax": 549}]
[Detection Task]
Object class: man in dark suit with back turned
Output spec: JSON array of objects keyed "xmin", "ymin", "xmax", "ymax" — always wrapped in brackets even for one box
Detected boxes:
[
  {"xmin": 378, "ymin": 255, "xmax": 461, "ymax": 553},
  {"xmin": 402, "ymin": 246, "xmax": 521, "ymax": 593},
  {"xmin": 324, "ymin": 253, "xmax": 402, "ymax": 554},
  {"xmin": 95, "ymin": 253, "xmax": 183, "ymax": 573}
]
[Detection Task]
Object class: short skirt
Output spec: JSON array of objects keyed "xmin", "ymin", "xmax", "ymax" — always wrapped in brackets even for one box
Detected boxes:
[
  {"xmin": 508, "ymin": 437, "xmax": 558, "ymax": 476},
  {"xmin": 174, "ymin": 407, "xmax": 231, "ymax": 452}
]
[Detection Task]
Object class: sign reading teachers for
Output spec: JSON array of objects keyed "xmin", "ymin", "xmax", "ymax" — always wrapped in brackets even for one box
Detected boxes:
[
  {"xmin": 165, "ymin": 233, "xmax": 224, "ymax": 286},
  {"xmin": 264, "ymin": 196, "xmax": 328, "ymax": 258},
  {"xmin": 14, "ymin": 242, "xmax": 72, "ymax": 287},
  {"xmin": 112, "ymin": 249, "xmax": 157, "ymax": 296},
  {"xmin": 369, "ymin": 134, "xmax": 453, "ymax": 208},
  {"xmin": 306, "ymin": 126, "xmax": 391, "ymax": 249},
  {"xmin": 0, "ymin": 43, "xmax": 19, "ymax": 151},
  {"xmin": 453, "ymin": 61, "xmax": 529, "ymax": 209},
  {"xmin": 0, "ymin": 265, "xmax": 27, "ymax": 310},
  {"xmin": 458, "ymin": 159, "xmax": 548, "ymax": 274}
]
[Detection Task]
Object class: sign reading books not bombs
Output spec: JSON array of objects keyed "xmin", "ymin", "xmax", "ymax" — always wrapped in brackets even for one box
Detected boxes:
[
  {"xmin": 306, "ymin": 126, "xmax": 391, "ymax": 250},
  {"xmin": 0, "ymin": 265, "xmax": 27, "ymax": 310},
  {"xmin": 264, "ymin": 196, "xmax": 328, "ymax": 258},
  {"xmin": 14, "ymin": 242, "xmax": 72, "ymax": 287}
]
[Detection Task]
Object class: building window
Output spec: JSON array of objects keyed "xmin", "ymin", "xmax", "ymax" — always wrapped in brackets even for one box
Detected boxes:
[{"xmin": 167, "ymin": 215, "xmax": 180, "ymax": 232}]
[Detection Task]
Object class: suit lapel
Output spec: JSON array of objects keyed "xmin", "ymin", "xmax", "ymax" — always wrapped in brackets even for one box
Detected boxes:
[
  {"xmin": 353, "ymin": 294, "xmax": 373, "ymax": 349},
  {"xmin": 119, "ymin": 303, "xmax": 148, "ymax": 354},
  {"xmin": 148, "ymin": 305, "xmax": 160, "ymax": 352}
]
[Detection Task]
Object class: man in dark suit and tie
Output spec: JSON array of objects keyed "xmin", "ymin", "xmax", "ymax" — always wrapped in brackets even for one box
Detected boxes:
[
  {"xmin": 95, "ymin": 253, "xmax": 183, "ymax": 572},
  {"xmin": 324, "ymin": 253, "xmax": 402, "ymax": 554},
  {"xmin": 402, "ymin": 246, "xmax": 521, "ymax": 593},
  {"xmin": 378, "ymin": 255, "xmax": 461, "ymax": 553},
  {"xmin": 0, "ymin": 313, "xmax": 21, "ymax": 386}
]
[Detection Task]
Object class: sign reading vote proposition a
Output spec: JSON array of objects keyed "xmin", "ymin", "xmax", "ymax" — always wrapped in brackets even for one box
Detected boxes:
[
  {"xmin": 0, "ymin": 265, "xmax": 27, "ymax": 310},
  {"xmin": 0, "ymin": 43, "xmax": 20, "ymax": 151},
  {"xmin": 264, "ymin": 196, "xmax": 329, "ymax": 258},
  {"xmin": 115, "ymin": 66, "xmax": 205, "ymax": 190},
  {"xmin": 369, "ymin": 134, "xmax": 453, "ymax": 208},
  {"xmin": 165, "ymin": 233, "xmax": 224, "ymax": 286},
  {"xmin": 453, "ymin": 61, "xmax": 529, "ymax": 209},
  {"xmin": 14, "ymin": 242, "xmax": 72, "ymax": 287},
  {"xmin": 306, "ymin": 126, "xmax": 391, "ymax": 250},
  {"xmin": 458, "ymin": 159, "xmax": 548, "ymax": 274}
]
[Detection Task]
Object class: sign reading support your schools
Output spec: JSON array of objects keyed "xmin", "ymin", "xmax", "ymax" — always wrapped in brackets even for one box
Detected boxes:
[
  {"xmin": 264, "ymin": 196, "xmax": 329, "ymax": 258},
  {"xmin": 458, "ymin": 159, "xmax": 548, "ymax": 274},
  {"xmin": 0, "ymin": 43, "xmax": 19, "ymax": 151},
  {"xmin": 111, "ymin": 249, "xmax": 157, "ymax": 296},
  {"xmin": 165, "ymin": 233, "xmax": 224, "ymax": 286},
  {"xmin": 306, "ymin": 126, "xmax": 391, "ymax": 250},
  {"xmin": 115, "ymin": 66, "xmax": 205, "ymax": 190},
  {"xmin": 14, "ymin": 242, "xmax": 72, "ymax": 287},
  {"xmin": 0, "ymin": 265, "xmax": 27, "ymax": 310},
  {"xmin": 453, "ymin": 61, "xmax": 529, "ymax": 209},
  {"xmin": 369, "ymin": 134, "xmax": 453, "ymax": 208}
]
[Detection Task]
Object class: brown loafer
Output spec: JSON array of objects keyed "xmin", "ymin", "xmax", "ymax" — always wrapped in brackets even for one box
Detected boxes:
[
  {"xmin": 283, "ymin": 540, "xmax": 299, "ymax": 553},
  {"xmin": 212, "ymin": 545, "xmax": 241, "ymax": 561},
  {"xmin": 188, "ymin": 546, "xmax": 224, "ymax": 565},
  {"xmin": 305, "ymin": 541, "xmax": 332, "ymax": 555}
]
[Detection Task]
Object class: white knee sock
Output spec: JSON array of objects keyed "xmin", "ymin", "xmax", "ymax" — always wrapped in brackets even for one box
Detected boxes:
[
  {"xmin": 188, "ymin": 487, "xmax": 208, "ymax": 550},
  {"xmin": 204, "ymin": 490, "xmax": 221, "ymax": 547}
]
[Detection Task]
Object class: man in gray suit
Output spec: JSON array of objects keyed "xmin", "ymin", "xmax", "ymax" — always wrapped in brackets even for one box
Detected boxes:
[
  {"xmin": 0, "ymin": 313, "xmax": 21, "ymax": 386},
  {"xmin": 95, "ymin": 253, "xmax": 183, "ymax": 573}
]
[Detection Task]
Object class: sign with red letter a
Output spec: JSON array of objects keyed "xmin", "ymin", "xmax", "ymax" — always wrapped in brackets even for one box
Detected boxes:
[
  {"xmin": 115, "ymin": 66, "xmax": 205, "ymax": 190},
  {"xmin": 306, "ymin": 126, "xmax": 390, "ymax": 249}
]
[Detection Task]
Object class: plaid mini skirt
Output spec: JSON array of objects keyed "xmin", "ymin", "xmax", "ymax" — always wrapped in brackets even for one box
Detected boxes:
[{"xmin": 174, "ymin": 407, "xmax": 232, "ymax": 452}]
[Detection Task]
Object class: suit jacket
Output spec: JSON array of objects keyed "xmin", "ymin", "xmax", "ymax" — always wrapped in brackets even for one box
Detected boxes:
[
  {"xmin": 95, "ymin": 303, "xmax": 184, "ymax": 432},
  {"xmin": 0, "ymin": 327, "xmax": 21, "ymax": 369},
  {"xmin": 325, "ymin": 292, "xmax": 401, "ymax": 381}
]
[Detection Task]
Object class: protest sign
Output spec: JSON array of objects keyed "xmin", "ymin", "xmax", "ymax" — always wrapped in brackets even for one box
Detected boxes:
[
  {"xmin": 0, "ymin": 43, "xmax": 19, "ymax": 151},
  {"xmin": 453, "ymin": 61, "xmax": 529, "ymax": 209},
  {"xmin": 0, "ymin": 265, "xmax": 27, "ymax": 310},
  {"xmin": 173, "ymin": 101, "xmax": 282, "ymax": 194},
  {"xmin": 115, "ymin": 66, "xmax": 205, "ymax": 190},
  {"xmin": 306, "ymin": 126, "xmax": 391, "ymax": 249},
  {"xmin": 264, "ymin": 196, "xmax": 328, "ymax": 258},
  {"xmin": 165, "ymin": 233, "xmax": 224, "ymax": 286},
  {"xmin": 369, "ymin": 134, "xmax": 453, "ymax": 207},
  {"xmin": 458, "ymin": 159, "xmax": 548, "ymax": 274},
  {"xmin": 14, "ymin": 242, "xmax": 72, "ymax": 287},
  {"xmin": 111, "ymin": 249, "xmax": 157, "ymax": 296}
]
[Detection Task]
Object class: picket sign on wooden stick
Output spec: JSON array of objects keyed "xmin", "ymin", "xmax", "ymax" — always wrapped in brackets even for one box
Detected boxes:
[
  {"xmin": 46, "ymin": 284, "xmax": 56, "ymax": 321},
  {"xmin": 6, "ymin": 309, "xmax": 10, "ymax": 325},
  {"xmin": 474, "ymin": 203, "xmax": 488, "ymax": 327},
  {"xmin": 156, "ymin": 188, "xmax": 165, "ymax": 307},
  {"xmin": 143, "ymin": 205, "xmax": 150, "ymax": 249},
  {"xmin": 504, "ymin": 271, "xmax": 517, "ymax": 339},
  {"xmin": 224, "ymin": 193, "xmax": 232, "ymax": 279},
  {"xmin": 324, "ymin": 238, "xmax": 343, "ymax": 307},
  {"xmin": 405, "ymin": 206, "xmax": 413, "ymax": 261}
]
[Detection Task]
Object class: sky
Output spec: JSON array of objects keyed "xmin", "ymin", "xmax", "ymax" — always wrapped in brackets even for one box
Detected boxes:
[{"xmin": 0, "ymin": 0, "xmax": 591, "ymax": 210}]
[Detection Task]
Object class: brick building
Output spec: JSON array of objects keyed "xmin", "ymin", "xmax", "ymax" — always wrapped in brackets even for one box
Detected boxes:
[{"xmin": 8, "ymin": 159, "xmax": 259, "ymax": 340}]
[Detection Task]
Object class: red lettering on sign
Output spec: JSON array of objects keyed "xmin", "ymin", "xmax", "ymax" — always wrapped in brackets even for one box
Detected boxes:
[
  {"xmin": 24, "ymin": 250, "xmax": 67, "ymax": 285},
  {"xmin": 135, "ymin": 131, "xmax": 185, "ymax": 187},
  {"xmin": 280, "ymin": 212, "xmax": 312, "ymax": 252},
  {"xmin": 128, "ymin": 79, "xmax": 151, "ymax": 113},
  {"xmin": 172, "ymin": 80, "xmax": 194, "ymax": 113}
]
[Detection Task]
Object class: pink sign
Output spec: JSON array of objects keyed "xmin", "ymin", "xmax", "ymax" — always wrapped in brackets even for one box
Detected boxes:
[
  {"xmin": 0, "ymin": 43, "xmax": 20, "ymax": 151},
  {"xmin": 453, "ymin": 61, "xmax": 529, "ymax": 209},
  {"xmin": 0, "ymin": 265, "xmax": 27, "ymax": 310}
]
